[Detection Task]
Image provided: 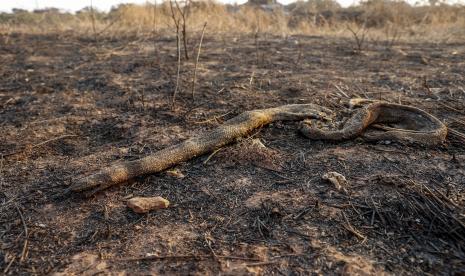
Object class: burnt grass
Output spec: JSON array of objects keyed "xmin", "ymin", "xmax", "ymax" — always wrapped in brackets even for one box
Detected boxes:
[{"xmin": 1, "ymin": 31, "xmax": 465, "ymax": 275}]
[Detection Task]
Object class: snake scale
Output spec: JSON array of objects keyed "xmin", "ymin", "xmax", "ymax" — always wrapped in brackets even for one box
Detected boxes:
[{"xmin": 66, "ymin": 100, "xmax": 447, "ymax": 196}]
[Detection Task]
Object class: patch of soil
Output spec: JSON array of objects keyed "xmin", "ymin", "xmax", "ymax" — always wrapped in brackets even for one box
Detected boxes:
[{"xmin": 1, "ymin": 31, "xmax": 464, "ymax": 275}]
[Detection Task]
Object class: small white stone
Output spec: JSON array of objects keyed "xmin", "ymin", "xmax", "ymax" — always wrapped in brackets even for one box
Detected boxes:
[{"xmin": 127, "ymin": 196, "xmax": 170, "ymax": 213}]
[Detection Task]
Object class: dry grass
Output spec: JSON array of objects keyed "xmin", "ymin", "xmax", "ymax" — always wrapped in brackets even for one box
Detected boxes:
[{"xmin": 1, "ymin": 0, "xmax": 464, "ymax": 42}]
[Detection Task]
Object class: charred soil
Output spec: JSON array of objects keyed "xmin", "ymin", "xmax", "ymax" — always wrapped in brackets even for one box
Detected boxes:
[{"xmin": 1, "ymin": 32, "xmax": 465, "ymax": 274}]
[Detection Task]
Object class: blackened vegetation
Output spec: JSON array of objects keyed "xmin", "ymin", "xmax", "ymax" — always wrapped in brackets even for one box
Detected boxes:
[
  {"xmin": 0, "ymin": 32, "xmax": 464, "ymax": 275},
  {"xmin": 350, "ymin": 175, "xmax": 465, "ymax": 244}
]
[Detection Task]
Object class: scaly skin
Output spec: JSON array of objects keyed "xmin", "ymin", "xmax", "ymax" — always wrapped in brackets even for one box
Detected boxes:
[
  {"xmin": 66, "ymin": 104, "xmax": 330, "ymax": 196},
  {"xmin": 300, "ymin": 101, "xmax": 447, "ymax": 145},
  {"xmin": 66, "ymin": 101, "xmax": 447, "ymax": 197}
]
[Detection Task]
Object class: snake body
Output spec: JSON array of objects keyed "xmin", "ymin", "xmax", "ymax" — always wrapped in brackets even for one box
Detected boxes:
[
  {"xmin": 67, "ymin": 104, "xmax": 329, "ymax": 196},
  {"xmin": 301, "ymin": 101, "xmax": 447, "ymax": 145},
  {"xmin": 67, "ymin": 101, "xmax": 447, "ymax": 196}
]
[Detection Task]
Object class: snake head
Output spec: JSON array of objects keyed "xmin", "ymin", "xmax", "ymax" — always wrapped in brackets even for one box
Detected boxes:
[{"xmin": 275, "ymin": 104, "xmax": 332, "ymax": 121}]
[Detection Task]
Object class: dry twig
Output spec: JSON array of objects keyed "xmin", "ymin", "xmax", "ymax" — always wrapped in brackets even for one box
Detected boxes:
[
  {"xmin": 203, "ymin": 148, "xmax": 222, "ymax": 164},
  {"xmin": 89, "ymin": 0, "xmax": 98, "ymax": 43},
  {"xmin": 191, "ymin": 22, "xmax": 207, "ymax": 100},
  {"xmin": 342, "ymin": 211, "xmax": 367, "ymax": 242},
  {"xmin": 152, "ymin": 0, "xmax": 158, "ymax": 36},
  {"xmin": 254, "ymin": 31, "xmax": 260, "ymax": 66},
  {"xmin": 171, "ymin": 18, "xmax": 182, "ymax": 109},
  {"xmin": 448, "ymin": 128, "xmax": 465, "ymax": 141},
  {"xmin": 3, "ymin": 255, "xmax": 16, "ymax": 274},
  {"xmin": 438, "ymin": 102, "xmax": 465, "ymax": 115},
  {"xmin": 170, "ymin": 0, "xmax": 190, "ymax": 60},
  {"xmin": 347, "ymin": 24, "xmax": 368, "ymax": 53},
  {"xmin": 15, "ymin": 205, "xmax": 29, "ymax": 262}
]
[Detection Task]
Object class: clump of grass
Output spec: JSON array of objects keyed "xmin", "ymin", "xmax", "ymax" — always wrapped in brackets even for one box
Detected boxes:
[{"xmin": 0, "ymin": 0, "xmax": 464, "ymax": 41}]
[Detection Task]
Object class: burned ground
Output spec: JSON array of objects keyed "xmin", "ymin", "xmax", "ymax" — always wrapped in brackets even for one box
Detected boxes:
[{"xmin": 1, "ymin": 32, "xmax": 464, "ymax": 274}]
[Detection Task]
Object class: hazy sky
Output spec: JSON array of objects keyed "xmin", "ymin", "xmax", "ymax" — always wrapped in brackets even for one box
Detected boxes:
[
  {"xmin": 0, "ymin": 0, "xmax": 463, "ymax": 12},
  {"xmin": 0, "ymin": 0, "xmax": 363, "ymax": 12}
]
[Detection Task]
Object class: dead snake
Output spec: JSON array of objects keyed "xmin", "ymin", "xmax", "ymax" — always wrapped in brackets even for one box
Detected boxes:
[{"xmin": 65, "ymin": 100, "xmax": 446, "ymax": 196}]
